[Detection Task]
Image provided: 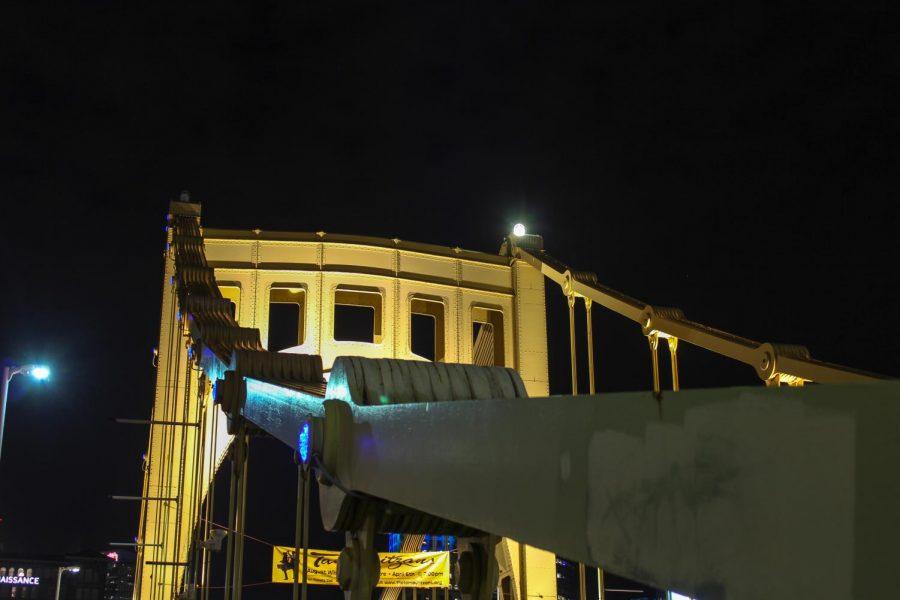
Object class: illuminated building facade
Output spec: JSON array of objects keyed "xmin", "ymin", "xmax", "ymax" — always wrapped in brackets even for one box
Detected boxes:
[
  {"xmin": 0, "ymin": 553, "xmax": 128, "ymax": 600},
  {"xmin": 102, "ymin": 558, "xmax": 134, "ymax": 600}
]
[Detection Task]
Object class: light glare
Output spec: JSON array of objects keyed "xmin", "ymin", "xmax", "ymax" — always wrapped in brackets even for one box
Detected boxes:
[
  {"xmin": 512, "ymin": 223, "xmax": 526, "ymax": 236},
  {"xmin": 30, "ymin": 366, "xmax": 50, "ymax": 380}
]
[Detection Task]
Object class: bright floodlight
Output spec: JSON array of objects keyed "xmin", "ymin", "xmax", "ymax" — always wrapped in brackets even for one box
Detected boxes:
[
  {"xmin": 66, "ymin": 566, "xmax": 80, "ymax": 573},
  {"xmin": 512, "ymin": 223, "xmax": 526, "ymax": 236},
  {"xmin": 29, "ymin": 366, "xmax": 50, "ymax": 380}
]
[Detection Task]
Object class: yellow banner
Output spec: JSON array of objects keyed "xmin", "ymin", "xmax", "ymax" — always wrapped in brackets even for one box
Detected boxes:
[{"xmin": 272, "ymin": 546, "xmax": 450, "ymax": 588}]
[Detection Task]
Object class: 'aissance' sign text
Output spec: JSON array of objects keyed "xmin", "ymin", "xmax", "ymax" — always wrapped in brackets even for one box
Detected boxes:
[{"xmin": 0, "ymin": 576, "xmax": 41, "ymax": 585}]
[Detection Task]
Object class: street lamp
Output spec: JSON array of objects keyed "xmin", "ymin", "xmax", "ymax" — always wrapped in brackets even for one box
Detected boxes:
[
  {"xmin": 0, "ymin": 364, "xmax": 51, "ymax": 464},
  {"xmin": 54, "ymin": 566, "xmax": 80, "ymax": 600}
]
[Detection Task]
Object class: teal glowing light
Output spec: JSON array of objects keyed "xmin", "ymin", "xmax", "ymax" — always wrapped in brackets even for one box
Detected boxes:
[
  {"xmin": 30, "ymin": 366, "xmax": 50, "ymax": 380},
  {"xmin": 298, "ymin": 421, "xmax": 311, "ymax": 465},
  {"xmin": 241, "ymin": 378, "xmax": 324, "ymax": 449}
]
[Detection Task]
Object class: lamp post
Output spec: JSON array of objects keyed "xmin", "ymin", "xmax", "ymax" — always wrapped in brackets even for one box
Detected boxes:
[
  {"xmin": 0, "ymin": 364, "xmax": 50, "ymax": 464},
  {"xmin": 54, "ymin": 566, "xmax": 80, "ymax": 600}
]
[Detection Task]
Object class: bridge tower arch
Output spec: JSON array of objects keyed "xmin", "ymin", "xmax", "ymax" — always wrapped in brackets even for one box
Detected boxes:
[{"xmin": 134, "ymin": 201, "xmax": 557, "ymax": 600}]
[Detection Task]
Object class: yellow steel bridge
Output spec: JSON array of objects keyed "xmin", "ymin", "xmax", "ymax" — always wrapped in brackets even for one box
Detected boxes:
[{"xmin": 128, "ymin": 199, "xmax": 895, "ymax": 600}]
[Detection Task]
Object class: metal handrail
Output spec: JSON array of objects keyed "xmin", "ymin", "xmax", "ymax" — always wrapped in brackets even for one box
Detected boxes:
[{"xmin": 512, "ymin": 245, "xmax": 886, "ymax": 385}]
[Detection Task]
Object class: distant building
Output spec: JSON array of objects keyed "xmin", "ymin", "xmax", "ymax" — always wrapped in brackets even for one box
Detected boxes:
[
  {"xmin": 0, "ymin": 552, "xmax": 133, "ymax": 600},
  {"xmin": 555, "ymin": 557, "xmax": 580, "ymax": 600},
  {"xmin": 101, "ymin": 555, "xmax": 133, "ymax": 600}
]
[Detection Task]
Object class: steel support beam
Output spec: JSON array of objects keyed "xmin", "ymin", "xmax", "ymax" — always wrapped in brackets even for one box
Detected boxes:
[{"xmin": 305, "ymin": 381, "xmax": 900, "ymax": 600}]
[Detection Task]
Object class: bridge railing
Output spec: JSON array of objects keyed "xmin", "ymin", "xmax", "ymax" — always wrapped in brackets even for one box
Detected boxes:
[{"xmin": 509, "ymin": 241, "xmax": 885, "ymax": 387}]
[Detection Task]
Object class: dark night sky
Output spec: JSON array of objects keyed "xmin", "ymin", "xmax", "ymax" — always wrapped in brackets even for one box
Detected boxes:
[{"xmin": 0, "ymin": 1, "xmax": 896, "ymax": 596}]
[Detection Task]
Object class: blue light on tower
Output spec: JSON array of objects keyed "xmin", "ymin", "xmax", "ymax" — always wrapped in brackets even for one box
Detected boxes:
[{"xmin": 298, "ymin": 421, "xmax": 311, "ymax": 465}]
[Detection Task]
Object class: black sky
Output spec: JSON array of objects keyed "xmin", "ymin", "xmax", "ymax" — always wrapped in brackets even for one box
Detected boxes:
[{"xmin": 0, "ymin": 1, "xmax": 896, "ymax": 594}]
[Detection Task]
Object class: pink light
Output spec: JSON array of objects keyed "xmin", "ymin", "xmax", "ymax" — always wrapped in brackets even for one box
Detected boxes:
[{"xmin": 105, "ymin": 552, "xmax": 119, "ymax": 562}]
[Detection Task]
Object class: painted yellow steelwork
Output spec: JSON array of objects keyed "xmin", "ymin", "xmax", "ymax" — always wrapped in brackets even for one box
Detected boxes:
[
  {"xmin": 136, "ymin": 202, "xmax": 884, "ymax": 600},
  {"xmin": 200, "ymin": 229, "xmax": 547, "ymax": 381},
  {"xmin": 135, "ymin": 218, "xmax": 554, "ymax": 600}
]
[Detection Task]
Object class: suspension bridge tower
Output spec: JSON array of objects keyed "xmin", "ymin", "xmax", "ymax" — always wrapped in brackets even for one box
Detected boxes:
[{"xmin": 133, "ymin": 199, "xmax": 560, "ymax": 600}]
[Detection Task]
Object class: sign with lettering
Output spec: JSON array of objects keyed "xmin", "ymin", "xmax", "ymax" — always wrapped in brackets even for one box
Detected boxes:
[
  {"xmin": 0, "ymin": 569, "xmax": 40, "ymax": 586},
  {"xmin": 272, "ymin": 547, "xmax": 449, "ymax": 588}
]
